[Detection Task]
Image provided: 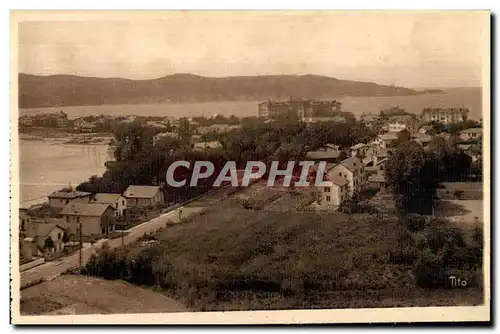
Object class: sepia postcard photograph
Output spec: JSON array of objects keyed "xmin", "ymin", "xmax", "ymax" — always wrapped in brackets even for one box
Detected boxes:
[{"xmin": 10, "ymin": 10, "xmax": 490, "ymax": 324}]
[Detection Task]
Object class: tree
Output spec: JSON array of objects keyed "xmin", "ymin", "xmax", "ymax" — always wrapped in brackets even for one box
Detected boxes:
[
  {"xmin": 44, "ymin": 236, "xmax": 55, "ymax": 250},
  {"xmin": 62, "ymin": 231, "xmax": 70, "ymax": 243},
  {"xmin": 385, "ymin": 141, "xmax": 440, "ymax": 220},
  {"xmin": 395, "ymin": 129, "xmax": 411, "ymax": 145},
  {"xmin": 428, "ymin": 136, "xmax": 453, "ymax": 160}
]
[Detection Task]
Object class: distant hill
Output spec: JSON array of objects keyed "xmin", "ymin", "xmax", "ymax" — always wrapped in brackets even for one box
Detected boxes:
[{"xmin": 18, "ymin": 73, "xmax": 442, "ymax": 108}]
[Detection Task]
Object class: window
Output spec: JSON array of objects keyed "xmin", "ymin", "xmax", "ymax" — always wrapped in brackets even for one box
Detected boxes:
[
  {"xmin": 122, "ymin": 200, "xmax": 125, "ymax": 206},
  {"xmin": 65, "ymin": 200, "xmax": 69, "ymax": 204},
  {"xmin": 58, "ymin": 233, "xmax": 61, "ymax": 240},
  {"xmin": 326, "ymin": 196, "xmax": 331, "ymax": 202},
  {"xmin": 324, "ymin": 187, "xmax": 330, "ymax": 193},
  {"xmin": 338, "ymin": 172, "xmax": 341, "ymax": 176},
  {"xmin": 116, "ymin": 203, "xmax": 118, "ymax": 208},
  {"xmin": 66, "ymin": 216, "xmax": 69, "ymax": 223},
  {"xmin": 76, "ymin": 217, "xmax": 80, "ymax": 223}
]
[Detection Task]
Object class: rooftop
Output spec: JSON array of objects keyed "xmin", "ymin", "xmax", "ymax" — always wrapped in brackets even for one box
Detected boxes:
[
  {"xmin": 35, "ymin": 223, "xmax": 66, "ymax": 237},
  {"xmin": 306, "ymin": 150, "xmax": 341, "ymax": 160},
  {"xmin": 351, "ymin": 143, "xmax": 367, "ymax": 150},
  {"xmin": 60, "ymin": 203, "xmax": 112, "ymax": 216},
  {"xmin": 49, "ymin": 191, "xmax": 91, "ymax": 199},
  {"xmin": 460, "ymin": 128, "xmax": 483, "ymax": 134},
  {"xmin": 339, "ymin": 157, "xmax": 363, "ymax": 172},
  {"xmin": 378, "ymin": 133, "xmax": 399, "ymax": 141},
  {"xmin": 123, "ymin": 185, "xmax": 162, "ymax": 199},
  {"xmin": 93, "ymin": 193, "xmax": 123, "ymax": 204},
  {"xmin": 329, "ymin": 175, "xmax": 349, "ymax": 187},
  {"xmin": 193, "ymin": 141, "xmax": 223, "ymax": 149}
]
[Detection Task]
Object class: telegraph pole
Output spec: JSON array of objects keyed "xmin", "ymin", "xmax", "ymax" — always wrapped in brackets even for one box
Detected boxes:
[{"xmin": 79, "ymin": 221, "xmax": 82, "ymax": 267}]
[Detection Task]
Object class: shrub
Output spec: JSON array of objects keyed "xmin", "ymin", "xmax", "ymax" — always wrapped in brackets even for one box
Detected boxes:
[
  {"xmin": 414, "ymin": 262, "xmax": 447, "ymax": 289},
  {"xmin": 454, "ymin": 190, "xmax": 464, "ymax": 200},
  {"xmin": 411, "ymin": 220, "xmax": 482, "ymax": 289},
  {"xmin": 406, "ymin": 214, "xmax": 428, "ymax": 232}
]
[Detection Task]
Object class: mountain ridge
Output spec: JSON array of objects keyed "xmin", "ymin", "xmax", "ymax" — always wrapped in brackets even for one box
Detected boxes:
[{"xmin": 18, "ymin": 73, "xmax": 443, "ymax": 108}]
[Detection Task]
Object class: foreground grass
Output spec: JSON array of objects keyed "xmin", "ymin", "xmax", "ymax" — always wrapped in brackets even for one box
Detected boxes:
[
  {"xmin": 79, "ymin": 189, "xmax": 484, "ymax": 311},
  {"xmin": 144, "ymin": 196, "xmax": 480, "ymax": 310}
]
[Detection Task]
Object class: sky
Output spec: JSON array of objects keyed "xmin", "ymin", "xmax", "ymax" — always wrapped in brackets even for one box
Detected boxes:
[{"xmin": 16, "ymin": 11, "xmax": 488, "ymax": 88}]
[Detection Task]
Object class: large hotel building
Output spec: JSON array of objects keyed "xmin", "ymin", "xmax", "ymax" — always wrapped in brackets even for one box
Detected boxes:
[{"xmin": 420, "ymin": 108, "xmax": 469, "ymax": 124}]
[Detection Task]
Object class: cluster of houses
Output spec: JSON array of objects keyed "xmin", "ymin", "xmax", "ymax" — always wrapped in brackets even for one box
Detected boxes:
[
  {"xmin": 19, "ymin": 185, "xmax": 165, "ymax": 261},
  {"xmin": 19, "ymin": 111, "xmax": 69, "ymax": 128},
  {"xmin": 307, "ymin": 107, "xmax": 482, "ymax": 209}
]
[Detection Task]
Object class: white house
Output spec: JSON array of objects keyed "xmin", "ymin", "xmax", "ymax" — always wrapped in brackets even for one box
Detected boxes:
[
  {"xmin": 387, "ymin": 115, "xmax": 419, "ymax": 134},
  {"xmin": 321, "ymin": 175, "xmax": 349, "ymax": 207},
  {"xmin": 371, "ymin": 133, "xmax": 398, "ymax": 150},
  {"xmin": 328, "ymin": 157, "xmax": 366, "ymax": 197},
  {"xmin": 91, "ymin": 193, "xmax": 127, "ymax": 219},
  {"xmin": 193, "ymin": 141, "xmax": 223, "ymax": 152},
  {"xmin": 350, "ymin": 143, "xmax": 369, "ymax": 158},
  {"xmin": 153, "ymin": 132, "xmax": 180, "ymax": 146},
  {"xmin": 459, "ymin": 128, "xmax": 482, "ymax": 142},
  {"xmin": 123, "ymin": 185, "xmax": 164, "ymax": 208}
]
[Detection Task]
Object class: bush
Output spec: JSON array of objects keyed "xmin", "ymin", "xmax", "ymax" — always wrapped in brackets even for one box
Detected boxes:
[
  {"xmin": 411, "ymin": 220, "xmax": 482, "ymax": 289},
  {"xmin": 81, "ymin": 244, "xmax": 171, "ymax": 287},
  {"xmin": 414, "ymin": 262, "xmax": 447, "ymax": 289},
  {"xmin": 454, "ymin": 190, "xmax": 464, "ymax": 200},
  {"xmin": 406, "ymin": 214, "xmax": 428, "ymax": 232}
]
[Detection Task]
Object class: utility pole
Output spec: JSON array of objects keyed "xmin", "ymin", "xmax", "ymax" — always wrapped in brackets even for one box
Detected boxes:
[{"xmin": 79, "ymin": 220, "xmax": 82, "ymax": 267}]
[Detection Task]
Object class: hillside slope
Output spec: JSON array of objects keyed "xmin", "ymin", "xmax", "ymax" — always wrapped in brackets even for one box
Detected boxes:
[{"xmin": 19, "ymin": 73, "xmax": 430, "ymax": 108}]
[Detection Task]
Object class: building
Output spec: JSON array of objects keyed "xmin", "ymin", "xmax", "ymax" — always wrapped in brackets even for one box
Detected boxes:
[
  {"xmin": 56, "ymin": 117, "xmax": 69, "ymax": 127},
  {"xmin": 418, "ymin": 125, "xmax": 434, "ymax": 135},
  {"xmin": 301, "ymin": 116, "xmax": 346, "ymax": 124},
  {"xmin": 306, "ymin": 148, "xmax": 342, "ymax": 163},
  {"xmin": 48, "ymin": 190, "xmax": 92, "ymax": 210},
  {"xmin": 372, "ymin": 133, "xmax": 399, "ymax": 150},
  {"xmin": 196, "ymin": 124, "xmax": 241, "ymax": 135},
  {"xmin": 459, "ymin": 128, "xmax": 482, "ymax": 142},
  {"xmin": 413, "ymin": 134, "xmax": 432, "ymax": 148},
  {"xmin": 91, "ymin": 193, "xmax": 127, "ymax": 219},
  {"xmin": 60, "ymin": 203, "xmax": 115, "ymax": 238},
  {"xmin": 145, "ymin": 121, "xmax": 169, "ymax": 129},
  {"xmin": 193, "ymin": 141, "xmax": 223, "ymax": 152},
  {"xmin": 123, "ymin": 185, "xmax": 164, "ymax": 208},
  {"xmin": 350, "ymin": 143, "xmax": 369, "ymax": 158},
  {"xmin": 360, "ymin": 114, "xmax": 379, "ymax": 128},
  {"xmin": 258, "ymin": 97, "xmax": 342, "ymax": 119},
  {"xmin": 328, "ymin": 157, "xmax": 366, "ymax": 197},
  {"xmin": 321, "ymin": 175, "xmax": 349, "ymax": 207},
  {"xmin": 120, "ymin": 115, "xmax": 137, "ymax": 124},
  {"xmin": 387, "ymin": 115, "xmax": 420, "ymax": 135},
  {"xmin": 33, "ymin": 223, "xmax": 67, "ymax": 253},
  {"xmin": 19, "ymin": 116, "xmax": 34, "ymax": 127},
  {"xmin": 153, "ymin": 132, "xmax": 180, "ymax": 146},
  {"xmin": 73, "ymin": 119, "xmax": 98, "ymax": 133},
  {"xmin": 420, "ymin": 108, "xmax": 469, "ymax": 124}
]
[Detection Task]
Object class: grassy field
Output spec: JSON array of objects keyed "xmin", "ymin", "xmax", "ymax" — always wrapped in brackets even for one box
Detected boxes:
[{"xmin": 148, "ymin": 188, "xmax": 483, "ymax": 311}]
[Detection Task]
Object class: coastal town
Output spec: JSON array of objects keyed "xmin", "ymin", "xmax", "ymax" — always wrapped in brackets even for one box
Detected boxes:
[{"xmin": 18, "ymin": 96, "xmax": 484, "ymax": 313}]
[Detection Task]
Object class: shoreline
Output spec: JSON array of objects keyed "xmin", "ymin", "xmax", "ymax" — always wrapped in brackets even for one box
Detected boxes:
[{"xmin": 19, "ymin": 130, "xmax": 113, "ymax": 145}]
